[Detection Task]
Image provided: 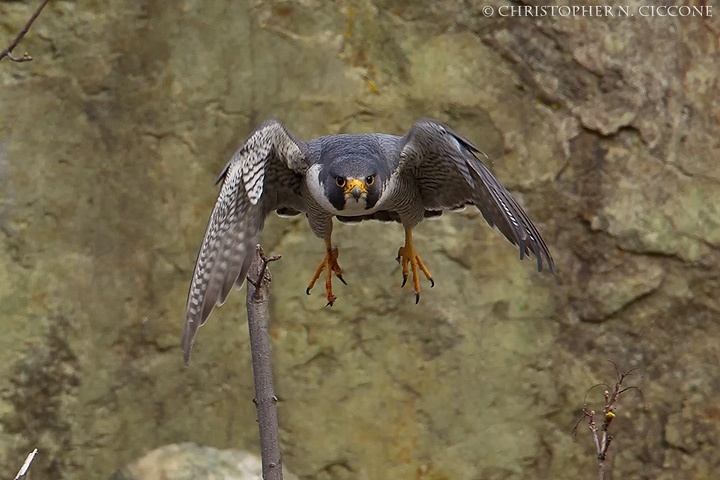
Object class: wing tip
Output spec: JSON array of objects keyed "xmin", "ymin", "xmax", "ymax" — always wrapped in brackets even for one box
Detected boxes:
[
  {"xmin": 515, "ymin": 236, "xmax": 557, "ymax": 275},
  {"xmin": 529, "ymin": 248, "xmax": 557, "ymax": 275},
  {"xmin": 181, "ymin": 322, "xmax": 195, "ymax": 366},
  {"xmin": 181, "ymin": 309, "xmax": 207, "ymax": 366},
  {"xmin": 544, "ymin": 255, "xmax": 558, "ymax": 275}
]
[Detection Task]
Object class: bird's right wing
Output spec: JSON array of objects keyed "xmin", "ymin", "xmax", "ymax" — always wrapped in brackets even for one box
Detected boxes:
[{"xmin": 182, "ymin": 120, "xmax": 309, "ymax": 364}]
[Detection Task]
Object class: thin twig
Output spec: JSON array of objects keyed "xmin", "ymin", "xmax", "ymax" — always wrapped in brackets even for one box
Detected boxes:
[
  {"xmin": 572, "ymin": 362, "xmax": 644, "ymax": 480},
  {"xmin": 246, "ymin": 245, "xmax": 283, "ymax": 480},
  {"xmin": 14, "ymin": 449, "xmax": 38, "ymax": 480},
  {"xmin": 0, "ymin": 0, "xmax": 51, "ymax": 63}
]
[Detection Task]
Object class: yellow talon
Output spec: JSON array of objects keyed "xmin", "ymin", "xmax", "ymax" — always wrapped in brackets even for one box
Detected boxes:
[
  {"xmin": 306, "ymin": 240, "xmax": 346, "ymax": 306},
  {"xmin": 396, "ymin": 227, "xmax": 434, "ymax": 303}
]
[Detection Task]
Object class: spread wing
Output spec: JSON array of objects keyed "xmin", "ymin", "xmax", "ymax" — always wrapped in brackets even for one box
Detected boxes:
[
  {"xmin": 182, "ymin": 120, "xmax": 309, "ymax": 364},
  {"xmin": 398, "ymin": 118, "xmax": 556, "ymax": 273}
]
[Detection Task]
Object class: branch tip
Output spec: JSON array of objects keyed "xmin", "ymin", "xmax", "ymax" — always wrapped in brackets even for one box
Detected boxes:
[
  {"xmin": 0, "ymin": 0, "xmax": 51, "ymax": 63},
  {"xmin": 251, "ymin": 245, "xmax": 282, "ymax": 299}
]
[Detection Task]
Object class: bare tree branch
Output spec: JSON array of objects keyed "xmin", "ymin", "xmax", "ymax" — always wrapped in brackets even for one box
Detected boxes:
[
  {"xmin": 246, "ymin": 245, "xmax": 283, "ymax": 480},
  {"xmin": 0, "ymin": 0, "xmax": 51, "ymax": 63}
]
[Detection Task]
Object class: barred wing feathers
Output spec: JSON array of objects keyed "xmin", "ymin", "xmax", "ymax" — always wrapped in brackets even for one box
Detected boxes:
[
  {"xmin": 399, "ymin": 119, "xmax": 556, "ymax": 273},
  {"xmin": 182, "ymin": 120, "xmax": 308, "ymax": 364}
]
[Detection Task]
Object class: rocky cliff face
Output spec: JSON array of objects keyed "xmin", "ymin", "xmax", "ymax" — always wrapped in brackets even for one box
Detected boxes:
[{"xmin": 1, "ymin": 1, "xmax": 718, "ymax": 478}]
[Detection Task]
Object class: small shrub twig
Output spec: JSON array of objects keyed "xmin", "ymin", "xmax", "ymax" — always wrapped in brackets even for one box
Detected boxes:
[
  {"xmin": 573, "ymin": 361, "xmax": 644, "ymax": 480},
  {"xmin": 14, "ymin": 449, "xmax": 38, "ymax": 480}
]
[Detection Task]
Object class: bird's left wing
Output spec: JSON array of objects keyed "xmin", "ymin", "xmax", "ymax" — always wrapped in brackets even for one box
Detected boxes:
[
  {"xmin": 182, "ymin": 120, "xmax": 309, "ymax": 364},
  {"xmin": 398, "ymin": 118, "xmax": 556, "ymax": 273}
]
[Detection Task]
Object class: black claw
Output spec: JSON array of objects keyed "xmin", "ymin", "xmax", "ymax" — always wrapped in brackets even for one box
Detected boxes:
[
  {"xmin": 337, "ymin": 274, "xmax": 348, "ymax": 285},
  {"xmin": 401, "ymin": 274, "xmax": 408, "ymax": 288},
  {"xmin": 429, "ymin": 278, "xmax": 435, "ymax": 288},
  {"xmin": 414, "ymin": 291, "xmax": 420, "ymax": 304},
  {"xmin": 306, "ymin": 287, "xmax": 312, "ymax": 295}
]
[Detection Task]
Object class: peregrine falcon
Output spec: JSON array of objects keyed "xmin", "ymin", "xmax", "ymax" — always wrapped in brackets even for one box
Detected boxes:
[{"xmin": 181, "ymin": 119, "xmax": 555, "ymax": 363}]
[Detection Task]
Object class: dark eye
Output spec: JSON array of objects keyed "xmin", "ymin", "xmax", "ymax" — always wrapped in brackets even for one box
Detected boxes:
[
  {"xmin": 335, "ymin": 177, "xmax": 346, "ymax": 187},
  {"xmin": 365, "ymin": 175, "xmax": 375, "ymax": 186}
]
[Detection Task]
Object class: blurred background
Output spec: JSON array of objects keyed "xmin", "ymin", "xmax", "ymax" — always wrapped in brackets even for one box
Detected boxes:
[{"xmin": 0, "ymin": 1, "xmax": 718, "ymax": 478}]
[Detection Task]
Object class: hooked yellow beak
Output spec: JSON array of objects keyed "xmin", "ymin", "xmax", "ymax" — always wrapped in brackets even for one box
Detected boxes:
[{"xmin": 344, "ymin": 178, "xmax": 367, "ymax": 199}]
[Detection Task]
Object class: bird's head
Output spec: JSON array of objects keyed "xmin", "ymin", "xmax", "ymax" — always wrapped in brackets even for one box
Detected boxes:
[
  {"xmin": 317, "ymin": 135, "xmax": 391, "ymax": 214},
  {"xmin": 326, "ymin": 163, "xmax": 381, "ymax": 213}
]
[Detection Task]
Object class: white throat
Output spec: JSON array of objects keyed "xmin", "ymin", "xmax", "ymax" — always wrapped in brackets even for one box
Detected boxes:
[{"xmin": 342, "ymin": 195, "xmax": 368, "ymax": 214}]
